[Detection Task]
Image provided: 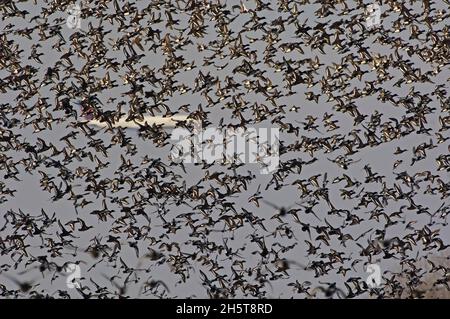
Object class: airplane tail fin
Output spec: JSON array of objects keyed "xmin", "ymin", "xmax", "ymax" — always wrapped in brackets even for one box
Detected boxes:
[{"xmin": 75, "ymin": 100, "xmax": 94, "ymax": 120}]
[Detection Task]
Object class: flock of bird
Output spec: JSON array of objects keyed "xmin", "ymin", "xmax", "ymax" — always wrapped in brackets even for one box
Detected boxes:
[{"xmin": 0, "ymin": 0, "xmax": 450, "ymax": 299}]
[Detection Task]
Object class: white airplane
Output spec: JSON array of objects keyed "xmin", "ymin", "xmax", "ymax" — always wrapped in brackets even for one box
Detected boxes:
[
  {"xmin": 85, "ymin": 114, "xmax": 194, "ymax": 129},
  {"xmin": 77, "ymin": 101, "xmax": 199, "ymax": 129}
]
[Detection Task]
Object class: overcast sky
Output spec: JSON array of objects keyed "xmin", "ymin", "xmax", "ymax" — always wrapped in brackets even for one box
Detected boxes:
[{"xmin": 0, "ymin": 0, "xmax": 449, "ymax": 298}]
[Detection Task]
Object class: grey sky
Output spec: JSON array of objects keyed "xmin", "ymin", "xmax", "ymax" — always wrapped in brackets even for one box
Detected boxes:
[{"xmin": 0, "ymin": 0, "xmax": 449, "ymax": 299}]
